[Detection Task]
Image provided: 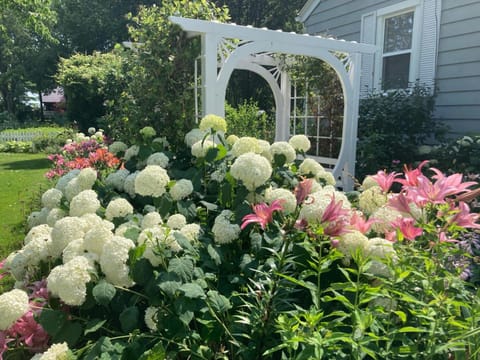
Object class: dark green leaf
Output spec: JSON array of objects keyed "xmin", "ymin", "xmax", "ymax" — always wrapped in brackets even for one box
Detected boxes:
[
  {"xmin": 179, "ymin": 283, "xmax": 206, "ymax": 299},
  {"xmin": 119, "ymin": 306, "xmax": 140, "ymax": 333},
  {"xmin": 138, "ymin": 341, "xmax": 166, "ymax": 360},
  {"xmin": 207, "ymin": 290, "xmax": 231, "ymax": 313},
  {"xmin": 177, "ymin": 200, "xmax": 197, "ymax": 221},
  {"xmin": 84, "ymin": 319, "xmax": 107, "ymax": 335},
  {"xmin": 92, "ymin": 280, "xmax": 116, "ymax": 306},
  {"xmin": 168, "ymin": 257, "xmax": 194, "ymax": 281},
  {"xmin": 159, "ymin": 281, "xmax": 182, "ymax": 297},
  {"xmin": 38, "ymin": 309, "xmax": 67, "ymax": 337},
  {"xmin": 131, "ymin": 258, "xmax": 154, "ymax": 286},
  {"xmin": 207, "ymin": 244, "xmax": 221, "ymax": 265},
  {"xmin": 124, "ymin": 227, "xmax": 141, "ymax": 242},
  {"xmin": 53, "ymin": 321, "xmax": 83, "ymax": 347}
]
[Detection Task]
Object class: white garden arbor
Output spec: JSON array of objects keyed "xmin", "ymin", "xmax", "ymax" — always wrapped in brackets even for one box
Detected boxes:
[{"xmin": 169, "ymin": 16, "xmax": 376, "ymax": 190}]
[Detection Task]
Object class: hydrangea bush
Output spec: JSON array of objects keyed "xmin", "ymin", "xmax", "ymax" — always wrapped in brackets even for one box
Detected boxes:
[{"xmin": 1, "ymin": 117, "xmax": 480, "ymax": 359}]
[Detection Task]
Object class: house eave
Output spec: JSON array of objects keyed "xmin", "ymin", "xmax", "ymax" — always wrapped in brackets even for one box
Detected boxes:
[{"xmin": 296, "ymin": 0, "xmax": 321, "ymax": 23}]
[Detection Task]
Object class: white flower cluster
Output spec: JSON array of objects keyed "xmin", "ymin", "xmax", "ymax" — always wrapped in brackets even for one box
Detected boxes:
[
  {"xmin": 170, "ymin": 179, "xmax": 194, "ymax": 201},
  {"xmin": 144, "ymin": 306, "xmax": 160, "ymax": 331},
  {"xmin": 124, "ymin": 171, "xmax": 138, "ymax": 197},
  {"xmin": 288, "ymin": 134, "xmax": 311, "ymax": 152},
  {"xmin": 147, "ymin": 152, "xmax": 169, "ymax": 168},
  {"xmin": 135, "ymin": 165, "xmax": 170, "ymax": 197},
  {"xmin": 138, "ymin": 226, "xmax": 181, "ymax": 266},
  {"xmin": 358, "ymin": 186, "xmax": 388, "ymax": 215},
  {"xmin": 265, "ymin": 188, "xmax": 297, "ymax": 214},
  {"xmin": 191, "ymin": 139, "xmax": 216, "ymax": 158},
  {"xmin": 298, "ymin": 159, "xmax": 336, "ymax": 185},
  {"xmin": 142, "ymin": 211, "xmax": 163, "ymax": 229},
  {"xmin": 30, "ymin": 342, "xmax": 70, "ymax": 360},
  {"xmin": 108, "ymin": 141, "xmax": 128, "ymax": 155},
  {"xmin": 269, "ymin": 141, "xmax": 296, "ymax": 164},
  {"xmin": 167, "ymin": 214, "xmax": 187, "ymax": 229},
  {"xmin": 47, "ymin": 256, "xmax": 95, "ymax": 306},
  {"xmin": 41, "ymin": 188, "xmax": 63, "ymax": 209},
  {"xmin": 231, "ymin": 137, "xmax": 261, "ymax": 158},
  {"xmin": 50, "ymin": 216, "xmax": 87, "ymax": 258},
  {"xmin": 64, "ymin": 168, "xmax": 97, "ymax": 201},
  {"xmin": 100, "ymin": 236, "xmax": 135, "ymax": 287},
  {"xmin": 69, "ymin": 190, "xmax": 100, "ymax": 217},
  {"xmin": 299, "ymin": 187, "xmax": 351, "ymax": 225},
  {"xmin": 199, "ymin": 114, "xmax": 227, "ymax": 133},
  {"xmin": 124, "ymin": 145, "xmax": 140, "ymax": 161},
  {"xmin": 185, "ymin": 128, "xmax": 207, "ymax": 147},
  {"xmin": 180, "ymin": 223, "xmax": 201, "ymax": 242},
  {"xmin": 212, "ymin": 210, "xmax": 240, "ymax": 245},
  {"xmin": 105, "ymin": 198, "xmax": 134, "ymax": 220},
  {"xmin": 105, "ymin": 169, "xmax": 130, "ymax": 192},
  {"xmin": 230, "ymin": 153, "xmax": 272, "ymax": 191},
  {"xmin": 0, "ymin": 289, "xmax": 29, "ymax": 330},
  {"xmin": 337, "ymin": 231, "xmax": 369, "ymax": 262}
]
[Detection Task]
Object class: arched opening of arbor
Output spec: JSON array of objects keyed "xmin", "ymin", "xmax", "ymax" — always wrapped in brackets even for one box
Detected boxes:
[{"xmin": 171, "ymin": 16, "xmax": 376, "ymax": 190}]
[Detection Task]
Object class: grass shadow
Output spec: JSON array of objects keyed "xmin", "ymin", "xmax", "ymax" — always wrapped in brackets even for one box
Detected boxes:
[{"xmin": 0, "ymin": 158, "xmax": 50, "ymax": 171}]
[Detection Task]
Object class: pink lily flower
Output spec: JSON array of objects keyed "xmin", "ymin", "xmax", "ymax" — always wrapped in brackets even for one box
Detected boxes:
[
  {"xmin": 448, "ymin": 202, "xmax": 480, "ymax": 229},
  {"xmin": 321, "ymin": 196, "xmax": 351, "ymax": 236},
  {"xmin": 391, "ymin": 217, "xmax": 423, "ymax": 241},
  {"xmin": 241, "ymin": 199, "xmax": 284, "ymax": 230},
  {"xmin": 388, "ymin": 192, "xmax": 415, "ymax": 214},
  {"xmin": 295, "ymin": 178, "xmax": 314, "ymax": 205},
  {"xmin": 439, "ymin": 232, "xmax": 458, "ymax": 243},
  {"xmin": 371, "ymin": 170, "xmax": 401, "ymax": 192},
  {"xmin": 397, "ymin": 160, "xmax": 429, "ymax": 187},
  {"xmin": 349, "ymin": 211, "xmax": 378, "ymax": 233}
]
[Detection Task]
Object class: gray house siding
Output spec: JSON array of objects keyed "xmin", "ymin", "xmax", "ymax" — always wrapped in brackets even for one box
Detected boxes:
[
  {"xmin": 301, "ymin": 0, "xmax": 480, "ymax": 136},
  {"xmin": 435, "ymin": 0, "xmax": 480, "ymax": 135}
]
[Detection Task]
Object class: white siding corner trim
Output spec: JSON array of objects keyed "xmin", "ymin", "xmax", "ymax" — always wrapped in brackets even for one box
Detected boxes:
[{"xmin": 360, "ymin": 0, "xmax": 441, "ymax": 94}]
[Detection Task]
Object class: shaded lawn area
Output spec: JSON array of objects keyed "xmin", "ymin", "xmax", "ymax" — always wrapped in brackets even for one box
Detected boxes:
[{"xmin": 0, "ymin": 152, "xmax": 51, "ymax": 260}]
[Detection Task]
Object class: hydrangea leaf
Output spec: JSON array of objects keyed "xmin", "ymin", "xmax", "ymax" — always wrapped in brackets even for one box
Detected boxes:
[
  {"xmin": 119, "ymin": 306, "xmax": 140, "ymax": 333},
  {"xmin": 179, "ymin": 283, "xmax": 206, "ymax": 299},
  {"xmin": 53, "ymin": 321, "xmax": 83, "ymax": 347},
  {"xmin": 138, "ymin": 341, "xmax": 166, "ymax": 360},
  {"xmin": 207, "ymin": 290, "xmax": 231, "ymax": 313},
  {"xmin": 131, "ymin": 258, "xmax": 154, "ymax": 286},
  {"xmin": 168, "ymin": 258, "xmax": 194, "ymax": 282},
  {"xmin": 177, "ymin": 199, "xmax": 196, "ymax": 222},
  {"xmin": 159, "ymin": 280, "xmax": 182, "ymax": 297},
  {"xmin": 92, "ymin": 280, "xmax": 116, "ymax": 306},
  {"xmin": 84, "ymin": 319, "xmax": 107, "ymax": 335},
  {"xmin": 207, "ymin": 244, "xmax": 221, "ymax": 265},
  {"xmin": 38, "ymin": 309, "xmax": 67, "ymax": 337}
]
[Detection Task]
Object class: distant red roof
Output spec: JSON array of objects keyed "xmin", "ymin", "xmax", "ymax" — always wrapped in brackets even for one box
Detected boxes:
[{"xmin": 42, "ymin": 87, "xmax": 65, "ymax": 103}]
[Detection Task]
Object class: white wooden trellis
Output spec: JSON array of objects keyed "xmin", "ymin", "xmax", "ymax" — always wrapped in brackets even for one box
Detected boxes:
[{"xmin": 170, "ymin": 16, "xmax": 376, "ymax": 190}]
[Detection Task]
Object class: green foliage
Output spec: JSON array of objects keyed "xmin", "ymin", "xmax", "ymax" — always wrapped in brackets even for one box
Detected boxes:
[
  {"xmin": 56, "ymin": 51, "xmax": 126, "ymax": 132},
  {"xmin": 225, "ymin": 100, "xmax": 274, "ymax": 141},
  {"xmin": 429, "ymin": 135, "xmax": 480, "ymax": 175},
  {"xmin": 356, "ymin": 86, "xmax": 447, "ymax": 181},
  {"xmin": 103, "ymin": 0, "xmax": 230, "ymax": 148}
]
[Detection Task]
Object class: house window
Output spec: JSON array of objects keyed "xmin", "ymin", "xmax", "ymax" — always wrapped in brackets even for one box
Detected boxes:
[{"xmin": 381, "ymin": 11, "xmax": 414, "ymax": 89}]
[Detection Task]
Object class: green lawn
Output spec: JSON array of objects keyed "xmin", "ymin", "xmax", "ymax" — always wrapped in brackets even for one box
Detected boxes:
[{"xmin": 0, "ymin": 152, "xmax": 51, "ymax": 260}]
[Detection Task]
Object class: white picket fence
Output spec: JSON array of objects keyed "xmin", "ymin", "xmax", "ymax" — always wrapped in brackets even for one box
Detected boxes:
[{"xmin": 0, "ymin": 130, "xmax": 44, "ymax": 143}]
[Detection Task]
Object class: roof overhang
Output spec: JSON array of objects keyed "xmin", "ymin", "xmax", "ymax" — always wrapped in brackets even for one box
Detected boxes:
[{"xmin": 296, "ymin": 0, "xmax": 321, "ymax": 23}]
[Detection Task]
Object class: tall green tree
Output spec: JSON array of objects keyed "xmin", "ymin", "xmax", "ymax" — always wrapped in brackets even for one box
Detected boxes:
[{"xmin": 0, "ymin": 0, "xmax": 57, "ymax": 119}]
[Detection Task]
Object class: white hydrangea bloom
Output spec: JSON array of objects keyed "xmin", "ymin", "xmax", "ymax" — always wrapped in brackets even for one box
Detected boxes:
[
  {"xmin": 3, "ymin": 251, "xmax": 28, "ymax": 281},
  {"xmin": 153, "ymin": 136, "xmax": 169, "ymax": 148},
  {"xmin": 265, "ymin": 188, "xmax": 297, "ymax": 214},
  {"xmin": 365, "ymin": 237, "xmax": 396, "ymax": 277},
  {"xmin": 144, "ymin": 306, "xmax": 160, "ymax": 331},
  {"xmin": 370, "ymin": 206, "xmax": 403, "ymax": 234},
  {"xmin": 105, "ymin": 198, "xmax": 134, "ymax": 220},
  {"xmin": 105, "ymin": 169, "xmax": 130, "ymax": 192},
  {"xmin": 142, "ymin": 212, "xmax": 163, "ymax": 229},
  {"xmin": 289, "ymin": 134, "xmax": 311, "ymax": 152},
  {"xmin": 81, "ymin": 213, "xmax": 113, "ymax": 232},
  {"xmin": 32, "ymin": 342, "xmax": 71, "ymax": 360},
  {"xmin": 167, "ymin": 214, "xmax": 187, "ymax": 230},
  {"xmin": 231, "ymin": 137, "xmax": 260, "ymax": 158},
  {"xmin": 170, "ymin": 179, "xmax": 194, "ymax": 201},
  {"xmin": 146, "ymin": 152, "xmax": 169, "ymax": 168},
  {"xmin": 55, "ymin": 170, "xmax": 80, "ymax": 194},
  {"xmin": 123, "ymin": 171, "xmax": 138, "ymax": 198},
  {"xmin": 46, "ymin": 208, "xmax": 66, "ymax": 227},
  {"xmin": 41, "ymin": 188, "xmax": 63, "ymax": 209},
  {"xmin": 185, "ymin": 128, "xmax": 207, "ymax": 147},
  {"xmin": 24, "ymin": 224, "xmax": 51, "ymax": 245},
  {"xmin": 115, "ymin": 222, "xmax": 141, "ymax": 237},
  {"xmin": 269, "ymin": 141, "xmax": 296, "ymax": 164},
  {"xmin": 0, "ymin": 289, "xmax": 29, "ymax": 330},
  {"xmin": 230, "ymin": 153, "xmax": 272, "ymax": 191},
  {"xmin": 108, "ymin": 141, "xmax": 128, "ymax": 155},
  {"xmin": 299, "ymin": 188, "xmax": 351, "ymax": 225},
  {"xmin": 361, "ymin": 176, "xmax": 378, "ymax": 191},
  {"xmin": 212, "ymin": 210, "xmax": 240, "ymax": 245},
  {"xmin": 50, "ymin": 217, "xmax": 87, "ymax": 258},
  {"xmin": 62, "ymin": 238, "xmax": 86, "ymax": 264},
  {"xmin": 180, "ymin": 223, "xmax": 201, "ymax": 242},
  {"xmin": 100, "ymin": 236, "xmax": 135, "ymax": 287},
  {"xmin": 27, "ymin": 207, "xmax": 50, "ymax": 229},
  {"xmin": 317, "ymin": 171, "xmax": 337, "ymax": 186},
  {"xmin": 226, "ymin": 134, "xmax": 239, "ymax": 146},
  {"xmin": 69, "ymin": 190, "xmax": 100, "ymax": 217},
  {"xmin": 135, "ymin": 165, "xmax": 170, "ymax": 197},
  {"xmin": 22, "ymin": 232, "xmax": 52, "ymax": 266},
  {"xmin": 358, "ymin": 186, "xmax": 388, "ymax": 215},
  {"xmin": 199, "ymin": 114, "xmax": 227, "ymax": 133},
  {"xmin": 337, "ymin": 231, "xmax": 369, "ymax": 262},
  {"xmin": 47, "ymin": 256, "xmax": 94, "ymax": 306},
  {"xmin": 124, "ymin": 145, "xmax": 140, "ymax": 161},
  {"xmin": 191, "ymin": 139, "xmax": 216, "ymax": 158},
  {"xmin": 298, "ymin": 158, "xmax": 325, "ymax": 177},
  {"xmin": 138, "ymin": 227, "xmax": 165, "ymax": 266},
  {"xmin": 76, "ymin": 168, "xmax": 97, "ymax": 189},
  {"xmin": 257, "ymin": 139, "xmax": 272, "ymax": 161},
  {"xmin": 84, "ymin": 227, "xmax": 114, "ymax": 256}
]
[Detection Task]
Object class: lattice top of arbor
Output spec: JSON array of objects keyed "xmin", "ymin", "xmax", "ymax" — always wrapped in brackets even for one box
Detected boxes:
[{"xmin": 169, "ymin": 16, "xmax": 376, "ymax": 190}]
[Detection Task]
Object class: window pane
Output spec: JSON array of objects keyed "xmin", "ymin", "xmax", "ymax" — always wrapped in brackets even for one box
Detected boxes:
[
  {"xmin": 384, "ymin": 11, "xmax": 414, "ymax": 53},
  {"xmin": 382, "ymin": 53, "xmax": 410, "ymax": 89}
]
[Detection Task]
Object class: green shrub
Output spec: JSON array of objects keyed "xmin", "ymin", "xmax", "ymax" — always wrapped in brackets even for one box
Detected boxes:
[
  {"xmin": 0, "ymin": 141, "xmax": 33, "ymax": 153},
  {"xmin": 225, "ymin": 100, "xmax": 274, "ymax": 141},
  {"xmin": 356, "ymin": 86, "xmax": 447, "ymax": 181}
]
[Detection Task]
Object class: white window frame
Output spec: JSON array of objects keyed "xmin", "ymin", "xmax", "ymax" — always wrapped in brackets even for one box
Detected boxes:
[{"xmin": 374, "ymin": 0, "xmax": 423, "ymax": 90}]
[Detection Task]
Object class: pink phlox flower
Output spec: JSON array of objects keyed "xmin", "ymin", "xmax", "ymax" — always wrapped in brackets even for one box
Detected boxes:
[
  {"xmin": 371, "ymin": 170, "xmax": 401, "ymax": 192},
  {"xmin": 448, "ymin": 202, "xmax": 480, "ymax": 229},
  {"xmin": 349, "ymin": 211, "xmax": 378, "ymax": 233},
  {"xmin": 397, "ymin": 160, "xmax": 429, "ymax": 187},
  {"xmin": 241, "ymin": 199, "xmax": 284, "ymax": 230},
  {"xmin": 391, "ymin": 217, "xmax": 423, "ymax": 241},
  {"xmin": 295, "ymin": 178, "xmax": 314, "ymax": 205}
]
